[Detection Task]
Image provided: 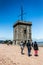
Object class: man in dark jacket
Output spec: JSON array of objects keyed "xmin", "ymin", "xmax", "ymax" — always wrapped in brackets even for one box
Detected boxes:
[
  {"xmin": 26, "ymin": 40, "xmax": 32, "ymax": 56},
  {"xmin": 33, "ymin": 41, "xmax": 38, "ymax": 56}
]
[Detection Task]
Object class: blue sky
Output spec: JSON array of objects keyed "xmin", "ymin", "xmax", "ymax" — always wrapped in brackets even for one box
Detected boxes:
[{"xmin": 0, "ymin": 0, "xmax": 43, "ymax": 40}]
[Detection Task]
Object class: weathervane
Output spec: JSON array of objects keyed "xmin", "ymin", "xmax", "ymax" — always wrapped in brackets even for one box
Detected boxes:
[
  {"xmin": 18, "ymin": 0, "xmax": 26, "ymax": 21},
  {"xmin": 21, "ymin": 5, "xmax": 24, "ymax": 21}
]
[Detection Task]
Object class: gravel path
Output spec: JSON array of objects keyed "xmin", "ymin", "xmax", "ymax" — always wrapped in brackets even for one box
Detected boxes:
[{"xmin": 0, "ymin": 44, "xmax": 43, "ymax": 65}]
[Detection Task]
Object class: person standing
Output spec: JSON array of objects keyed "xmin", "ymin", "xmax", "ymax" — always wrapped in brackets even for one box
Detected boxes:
[
  {"xmin": 26, "ymin": 40, "xmax": 32, "ymax": 56},
  {"xmin": 33, "ymin": 41, "xmax": 38, "ymax": 56}
]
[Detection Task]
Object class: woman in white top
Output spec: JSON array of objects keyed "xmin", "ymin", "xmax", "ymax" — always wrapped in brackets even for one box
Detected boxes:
[{"xmin": 20, "ymin": 41, "xmax": 24, "ymax": 54}]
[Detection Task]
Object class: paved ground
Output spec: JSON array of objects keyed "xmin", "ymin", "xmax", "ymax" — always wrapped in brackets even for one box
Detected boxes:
[{"xmin": 0, "ymin": 44, "xmax": 43, "ymax": 65}]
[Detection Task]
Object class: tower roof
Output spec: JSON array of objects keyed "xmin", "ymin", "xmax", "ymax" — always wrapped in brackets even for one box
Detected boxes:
[{"xmin": 13, "ymin": 20, "xmax": 32, "ymax": 27}]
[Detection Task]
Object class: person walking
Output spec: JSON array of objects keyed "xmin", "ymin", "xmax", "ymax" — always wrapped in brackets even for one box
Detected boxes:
[
  {"xmin": 26, "ymin": 40, "xmax": 32, "ymax": 56},
  {"xmin": 33, "ymin": 41, "xmax": 38, "ymax": 56},
  {"xmin": 20, "ymin": 41, "xmax": 24, "ymax": 54}
]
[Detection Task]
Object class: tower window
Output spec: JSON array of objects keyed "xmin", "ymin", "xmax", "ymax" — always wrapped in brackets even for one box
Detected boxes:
[{"xmin": 24, "ymin": 29, "xmax": 26, "ymax": 34}]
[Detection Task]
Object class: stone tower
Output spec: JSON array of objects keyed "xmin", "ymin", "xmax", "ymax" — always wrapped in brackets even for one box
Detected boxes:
[{"xmin": 13, "ymin": 20, "xmax": 32, "ymax": 44}]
